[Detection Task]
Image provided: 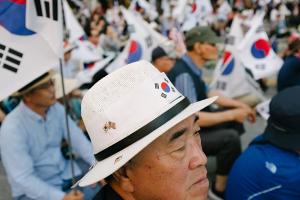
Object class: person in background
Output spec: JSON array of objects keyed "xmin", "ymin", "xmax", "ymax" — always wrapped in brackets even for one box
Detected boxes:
[
  {"xmin": 151, "ymin": 46, "xmax": 176, "ymax": 73},
  {"xmin": 277, "ymin": 39, "xmax": 300, "ymax": 92},
  {"xmin": 85, "ymin": 29, "xmax": 105, "ymax": 59},
  {"xmin": 0, "ymin": 71, "xmax": 99, "ymax": 200},
  {"xmin": 62, "ymin": 41, "xmax": 82, "ymax": 79},
  {"xmin": 167, "ymin": 26, "xmax": 256, "ymax": 200},
  {"xmin": 226, "ymin": 86, "xmax": 300, "ymax": 200}
]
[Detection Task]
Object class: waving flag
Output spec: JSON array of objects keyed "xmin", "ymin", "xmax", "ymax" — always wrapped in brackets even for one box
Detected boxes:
[
  {"xmin": 105, "ymin": 7, "xmax": 170, "ymax": 74},
  {"xmin": 63, "ymin": 0, "xmax": 85, "ymax": 43},
  {"xmin": 211, "ymin": 16, "xmax": 264, "ymax": 100},
  {"xmin": 26, "ymin": 0, "xmax": 63, "ymax": 58},
  {"xmin": 172, "ymin": 0, "xmax": 188, "ymax": 24},
  {"xmin": 237, "ymin": 12, "xmax": 283, "ymax": 80},
  {"xmin": 181, "ymin": 0, "xmax": 213, "ymax": 31},
  {"xmin": 0, "ymin": 0, "xmax": 62, "ymax": 100},
  {"xmin": 76, "ymin": 54, "xmax": 115, "ymax": 85},
  {"xmin": 130, "ymin": 0, "xmax": 158, "ymax": 21},
  {"xmin": 71, "ymin": 40, "xmax": 102, "ymax": 63}
]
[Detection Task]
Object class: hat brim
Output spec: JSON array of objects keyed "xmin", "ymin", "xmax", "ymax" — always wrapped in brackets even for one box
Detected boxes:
[
  {"xmin": 13, "ymin": 71, "xmax": 54, "ymax": 96},
  {"xmin": 264, "ymin": 124, "xmax": 300, "ymax": 150},
  {"xmin": 53, "ymin": 74, "xmax": 79, "ymax": 99},
  {"xmin": 77, "ymin": 96, "xmax": 218, "ymax": 187},
  {"xmin": 207, "ymin": 36, "xmax": 223, "ymax": 44}
]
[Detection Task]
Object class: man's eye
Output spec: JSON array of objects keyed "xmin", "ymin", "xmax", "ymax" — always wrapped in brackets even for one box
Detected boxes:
[
  {"xmin": 176, "ymin": 145, "xmax": 186, "ymax": 152},
  {"xmin": 194, "ymin": 130, "xmax": 200, "ymax": 136}
]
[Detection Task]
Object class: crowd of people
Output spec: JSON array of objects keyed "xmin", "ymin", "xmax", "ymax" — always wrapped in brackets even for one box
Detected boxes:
[{"xmin": 0, "ymin": 0, "xmax": 300, "ymax": 200}]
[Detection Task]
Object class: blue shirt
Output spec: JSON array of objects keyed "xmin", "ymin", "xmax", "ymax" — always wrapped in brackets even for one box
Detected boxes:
[
  {"xmin": 0, "ymin": 102, "xmax": 95, "ymax": 200},
  {"xmin": 226, "ymin": 135, "xmax": 300, "ymax": 200},
  {"xmin": 277, "ymin": 55, "xmax": 300, "ymax": 92},
  {"xmin": 174, "ymin": 55, "xmax": 204, "ymax": 103}
]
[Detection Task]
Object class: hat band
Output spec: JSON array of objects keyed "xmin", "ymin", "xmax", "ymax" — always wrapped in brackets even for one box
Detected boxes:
[{"xmin": 94, "ymin": 97, "xmax": 190, "ymax": 162}]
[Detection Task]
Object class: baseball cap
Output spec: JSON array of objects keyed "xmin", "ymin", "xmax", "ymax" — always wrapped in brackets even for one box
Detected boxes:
[{"xmin": 185, "ymin": 26, "xmax": 223, "ymax": 47}]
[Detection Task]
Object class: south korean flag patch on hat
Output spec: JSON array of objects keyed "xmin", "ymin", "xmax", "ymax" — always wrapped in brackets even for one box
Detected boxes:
[{"xmin": 154, "ymin": 73, "xmax": 181, "ymax": 104}]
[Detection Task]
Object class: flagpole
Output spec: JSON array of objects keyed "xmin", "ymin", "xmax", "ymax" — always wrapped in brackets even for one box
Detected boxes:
[
  {"xmin": 60, "ymin": 0, "xmax": 77, "ymax": 190},
  {"xmin": 59, "ymin": 58, "xmax": 77, "ymax": 188}
]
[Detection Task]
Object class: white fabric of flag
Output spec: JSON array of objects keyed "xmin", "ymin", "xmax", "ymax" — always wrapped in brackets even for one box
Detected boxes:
[
  {"xmin": 0, "ymin": 0, "xmax": 61, "ymax": 100},
  {"xmin": 181, "ymin": 0, "xmax": 213, "ymax": 31},
  {"xmin": 135, "ymin": 0, "xmax": 158, "ymax": 21},
  {"xmin": 237, "ymin": 12, "xmax": 283, "ymax": 80},
  {"xmin": 63, "ymin": 0, "xmax": 85, "ymax": 43},
  {"xmin": 256, "ymin": 99, "xmax": 271, "ymax": 120},
  {"xmin": 106, "ymin": 7, "xmax": 168, "ymax": 73},
  {"xmin": 210, "ymin": 16, "xmax": 264, "ymax": 99},
  {"xmin": 71, "ymin": 40, "xmax": 102, "ymax": 63},
  {"xmin": 76, "ymin": 54, "xmax": 115, "ymax": 85},
  {"xmin": 26, "ymin": 0, "xmax": 64, "ymax": 58},
  {"xmin": 172, "ymin": 0, "xmax": 188, "ymax": 24},
  {"xmin": 104, "ymin": 38, "xmax": 131, "ymax": 74}
]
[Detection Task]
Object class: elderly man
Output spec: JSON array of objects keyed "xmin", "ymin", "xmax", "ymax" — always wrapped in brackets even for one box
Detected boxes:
[
  {"xmin": 0, "ymin": 71, "xmax": 98, "ymax": 200},
  {"xmin": 76, "ymin": 60, "xmax": 217, "ymax": 200},
  {"xmin": 166, "ymin": 26, "xmax": 256, "ymax": 199},
  {"xmin": 226, "ymin": 86, "xmax": 300, "ymax": 199}
]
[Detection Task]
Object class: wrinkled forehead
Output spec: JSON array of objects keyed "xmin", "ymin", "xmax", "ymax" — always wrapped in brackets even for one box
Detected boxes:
[
  {"xmin": 152, "ymin": 115, "xmax": 197, "ymax": 147},
  {"xmin": 128, "ymin": 115, "xmax": 198, "ymax": 166}
]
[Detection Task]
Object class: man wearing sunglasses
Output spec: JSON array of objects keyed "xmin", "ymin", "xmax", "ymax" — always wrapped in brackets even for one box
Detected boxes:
[{"xmin": 0, "ymin": 71, "xmax": 98, "ymax": 200}]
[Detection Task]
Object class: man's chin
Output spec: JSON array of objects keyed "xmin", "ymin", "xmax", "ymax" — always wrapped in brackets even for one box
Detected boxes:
[{"xmin": 185, "ymin": 191, "xmax": 208, "ymax": 200}]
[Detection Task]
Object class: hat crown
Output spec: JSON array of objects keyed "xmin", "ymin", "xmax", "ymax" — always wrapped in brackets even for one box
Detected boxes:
[
  {"xmin": 269, "ymin": 86, "xmax": 300, "ymax": 132},
  {"xmin": 184, "ymin": 26, "xmax": 221, "ymax": 47},
  {"xmin": 82, "ymin": 60, "xmax": 184, "ymax": 154}
]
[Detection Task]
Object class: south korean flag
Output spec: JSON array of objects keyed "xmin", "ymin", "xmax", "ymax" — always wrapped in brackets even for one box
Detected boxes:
[
  {"xmin": 237, "ymin": 12, "xmax": 283, "ymax": 80},
  {"xmin": 26, "ymin": 0, "xmax": 63, "ymax": 58}
]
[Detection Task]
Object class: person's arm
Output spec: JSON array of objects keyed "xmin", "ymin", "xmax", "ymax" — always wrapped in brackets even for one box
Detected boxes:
[
  {"xmin": 0, "ymin": 123, "xmax": 66, "ymax": 200},
  {"xmin": 197, "ymin": 107, "xmax": 256, "ymax": 127},
  {"xmin": 59, "ymin": 103, "xmax": 94, "ymax": 166},
  {"xmin": 175, "ymin": 73, "xmax": 197, "ymax": 103},
  {"xmin": 208, "ymin": 90, "xmax": 250, "ymax": 109}
]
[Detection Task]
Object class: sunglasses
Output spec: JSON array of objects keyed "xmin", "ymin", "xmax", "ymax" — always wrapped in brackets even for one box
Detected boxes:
[{"xmin": 34, "ymin": 79, "xmax": 55, "ymax": 90}]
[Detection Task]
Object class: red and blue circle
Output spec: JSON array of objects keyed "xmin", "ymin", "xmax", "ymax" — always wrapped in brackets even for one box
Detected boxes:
[
  {"xmin": 127, "ymin": 40, "xmax": 142, "ymax": 64},
  {"xmin": 0, "ymin": 0, "xmax": 35, "ymax": 36},
  {"xmin": 251, "ymin": 39, "xmax": 270, "ymax": 59},
  {"xmin": 161, "ymin": 82, "xmax": 170, "ymax": 93},
  {"xmin": 221, "ymin": 51, "xmax": 234, "ymax": 75}
]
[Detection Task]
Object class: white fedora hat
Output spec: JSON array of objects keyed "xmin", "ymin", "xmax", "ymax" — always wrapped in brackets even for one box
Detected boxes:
[{"xmin": 77, "ymin": 60, "xmax": 217, "ymax": 187}]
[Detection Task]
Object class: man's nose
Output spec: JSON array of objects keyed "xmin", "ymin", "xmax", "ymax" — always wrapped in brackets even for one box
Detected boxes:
[{"xmin": 188, "ymin": 138, "xmax": 207, "ymax": 170}]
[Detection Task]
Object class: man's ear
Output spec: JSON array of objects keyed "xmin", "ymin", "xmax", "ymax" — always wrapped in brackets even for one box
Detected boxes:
[{"xmin": 113, "ymin": 165, "xmax": 134, "ymax": 193}]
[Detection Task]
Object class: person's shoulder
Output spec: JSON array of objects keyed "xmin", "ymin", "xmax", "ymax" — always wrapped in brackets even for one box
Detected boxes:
[
  {"xmin": 50, "ymin": 102, "xmax": 65, "ymax": 112},
  {"xmin": 1, "ymin": 104, "xmax": 23, "ymax": 129},
  {"xmin": 174, "ymin": 58, "xmax": 187, "ymax": 67},
  {"xmin": 284, "ymin": 56, "xmax": 300, "ymax": 65},
  {"xmin": 0, "ymin": 105, "xmax": 25, "ymax": 141},
  {"xmin": 169, "ymin": 59, "xmax": 188, "ymax": 74}
]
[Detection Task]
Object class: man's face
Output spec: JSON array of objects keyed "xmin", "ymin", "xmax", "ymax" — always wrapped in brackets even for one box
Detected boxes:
[
  {"xmin": 25, "ymin": 79, "xmax": 56, "ymax": 108},
  {"xmin": 197, "ymin": 42, "xmax": 218, "ymax": 61},
  {"xmin": 153, "ymin": 56, "xmax": 175, "ymax": 73},
  {"xmin": 127, "ymin": 116, "xmax": 208, "ymax": 200},
  {"xmin": 89, "ymin": 30, "xmax": 100, "ymax": 46}
]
